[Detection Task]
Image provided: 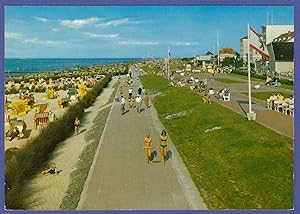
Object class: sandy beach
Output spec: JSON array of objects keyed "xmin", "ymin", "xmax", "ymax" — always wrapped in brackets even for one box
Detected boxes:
[
  {"xmin": 24, "ymin": 76, "xmax": 118, "ymax": 209},
  {"xmin": 5, "ymin": 90, "xmax": 69, "ymax": 151}
]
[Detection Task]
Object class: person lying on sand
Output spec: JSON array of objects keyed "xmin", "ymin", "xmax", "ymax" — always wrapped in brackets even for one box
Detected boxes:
[{"xmin": 42, "ymin": 163, "xmax": 58, "ymax": 176}]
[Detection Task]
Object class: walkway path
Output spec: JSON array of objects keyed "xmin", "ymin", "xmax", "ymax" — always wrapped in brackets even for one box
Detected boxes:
[
  {"xmin": 77, "ymin": 68, "xmax": 207, "ymax": 210},
  {"xmin": 184, "ymin": 72, "xmax": 294, "ymax": 139}
]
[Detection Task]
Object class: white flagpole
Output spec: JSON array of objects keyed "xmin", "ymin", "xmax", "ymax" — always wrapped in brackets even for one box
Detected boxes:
[
  {"xmin": 247, "ymin": 24, "xmax": 253, "ymax": 118},
  {"xmin": 217, "ymin": 30, "xmax": 220, "ymax": 68},
  {"xmin": 167, "ymin": 47, "xmax": 170, "ymax": 80}
]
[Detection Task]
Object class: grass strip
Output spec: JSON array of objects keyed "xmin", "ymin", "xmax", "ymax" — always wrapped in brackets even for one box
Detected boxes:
[
  {"xmin": 228, "ymin": 73, "xmax": 294, "ymax": 90},
  {"xmin": 213, "ymin": 78, "xmax": 244, "ymax": 84},
  {"xmin": 242, "ymin": 91, "xmax": 293, "ymax": 101},
  {"xmin": 59, "ymin": 106, "xmax": 111, "ymax": 209},
  {"xmin": 140, "ymin": 74, "xmax": 293, "ymax": 209},
  {"xmin": 141, "ymin": 65, "xmax": 160, "ymax": 75}
]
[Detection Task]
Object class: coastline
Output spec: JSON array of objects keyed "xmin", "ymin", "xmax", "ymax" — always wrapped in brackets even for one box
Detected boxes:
[{"xmin": 4, "ymin": 58, "xmax": 145, "ymax": 77}]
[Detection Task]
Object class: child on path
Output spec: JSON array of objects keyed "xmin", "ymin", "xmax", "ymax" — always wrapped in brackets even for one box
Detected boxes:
[
  {"xmin": 121, "ymin": 96, "xmax": 126, "ymax": 115},
  {"xmin": 74, "ymin": 117, "xmax": 80, "ymax": 135}
]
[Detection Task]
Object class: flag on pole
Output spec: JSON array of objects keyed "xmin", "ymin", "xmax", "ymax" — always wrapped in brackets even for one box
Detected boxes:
[
  {"xmin": 249, "ymin": 26, "xmax": 270, "ymax": 58},
  {"xmin": 168, "ymin": 47, "xmax": 171, "ymax": 63}
]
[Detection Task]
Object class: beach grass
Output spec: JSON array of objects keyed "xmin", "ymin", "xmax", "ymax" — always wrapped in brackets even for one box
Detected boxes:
[
  {"xmin": 140, "ymin": 73, "xmax": 293, "ymax": 209},
  {"xmin": 213, "ymin": 78, "xmax": 244, "ymax": 84},
  {"xmin": 60, "ymin": 106, "xmax": 111, "ymax": 209}
]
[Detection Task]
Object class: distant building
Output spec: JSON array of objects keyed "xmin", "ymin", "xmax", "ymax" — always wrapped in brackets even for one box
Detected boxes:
[
  {"xmin": 195, "ymin": 51, "xmax": 214, "ymax": 70},
  {"xmin": 268, "ymin": 31, "xmax": 294, "ymax": 77},
  {"xmin": 219, "ymin": 48, "xmax": 237, "ymax": 62},
  {"xmin": 205, "ymin": 51, "xmax": 214, "ymax": 56},
  {"xmin": 261, "ymin": 25, "xmax": 294, "ymax": 45},
  {"xmin": 240, "ymin": 35, "xmax": 262, "ymax": 63},
  {"xmin": 186, "ymin": 64, "xmax": 192, "ymax": 72}
]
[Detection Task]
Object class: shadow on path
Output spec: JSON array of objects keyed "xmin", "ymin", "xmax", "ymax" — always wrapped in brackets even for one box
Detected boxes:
[{"xmin": 236, "ymin": 100, "xmax": 256, "ymax": 116}]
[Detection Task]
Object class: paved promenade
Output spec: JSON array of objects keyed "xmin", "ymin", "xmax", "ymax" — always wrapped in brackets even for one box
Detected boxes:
[
  {"xmin": 77, "ymin": 69, "xmax": 293, "ymax": 210},
  {"xmin": 195, "ymin": 73, "xmax": 294, "ymax": 139},
  {"xmin": 77, "ymin": 70, "xmax": 207, "ymax": 210}
]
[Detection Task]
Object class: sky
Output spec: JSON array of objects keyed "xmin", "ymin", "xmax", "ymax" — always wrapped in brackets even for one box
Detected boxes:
[{"xmin": 4, "ymin": 6, "xmax": 294, "ymax": 58}]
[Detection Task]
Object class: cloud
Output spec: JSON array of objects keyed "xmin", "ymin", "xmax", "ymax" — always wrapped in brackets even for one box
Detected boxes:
[
  {"xmin": 171, "ymin": 41, "xmax": 200, "ymax": 46},
  {"xmin": 118, "ymin": 40, "xmax": 159, "ymax": 45},
  {"xmin": 34, "ymin": 16, "xmax": 49, "ymax": 22},
  {"xmin": 5, "ymin": 32, "xmax": 23, "ymax": 39},
  {"xmin": 60, "ymin": 17, "xmax": 101, "ymax": 29},
  {"xmin": 24, "ymin": 38, "xmax": 67, "ymax": 45},
  {"xmin": 5, "ymin": 31, "xmax": 67, "ymax": 46},
  {"xmin": 52, "ymin": 28, "xmax": 60, "ymax": 32},
  {"xmin": 84, "ymin": 32, "xmax": 119, "ymax": 39},
  {"xmin": 96, "ymin": 18, "xmax": 149, "ymax": 27},
  {"xmin": 8, "ymin": 19, "xmax": 24, "ymax": 23},
  {"xmin": 57, "ymin": 17, "xmax": 149, "ymax": 29}
]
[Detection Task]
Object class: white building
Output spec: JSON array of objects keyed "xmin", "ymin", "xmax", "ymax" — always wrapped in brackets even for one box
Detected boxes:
[
  {"xmin": 262, "ymin": 25, "xmax": 294, "ymax": 45},
  {"xmin": 219, "ymin": 48, "xmax": 237, "ymax": 62},
  {"xmin": 267, "ymin": 31, "xmax": 294, "ymax": 77},
  {"xmin": 240, "ymin": 35, "xmax": 262, "ymax": 63}
]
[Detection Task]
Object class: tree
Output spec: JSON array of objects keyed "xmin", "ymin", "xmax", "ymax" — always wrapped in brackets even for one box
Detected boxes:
[
  {"xmin": 235, "ymin": 59, "xmax": 244, "ymax": 68},
  {"xmin": 221, "ymin": 57, "xmax": 234, "ymax": 67}
]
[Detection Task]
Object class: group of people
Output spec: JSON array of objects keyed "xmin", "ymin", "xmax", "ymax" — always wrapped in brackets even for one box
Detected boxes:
[
  {"xmin": 265, "ymin": 74, "xmax": 282, "ymax": 87},
  {"xmin": 217, "ymin": 87, "xmax": 230, "ymax": 100},
  {"xmin": 144, "ymin": 130, "xmax": 170, "ymax": 165},
  {"xmin": 120, "ymin": 85, "xmax": 150, "ymax": 115},
  {"xmin": 268, "ymin": 92, "xmax": 285, "ymax": 110}
]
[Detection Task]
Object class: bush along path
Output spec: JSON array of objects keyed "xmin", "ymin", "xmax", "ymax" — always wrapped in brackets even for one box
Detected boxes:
[{"xmin": 5, "ymin": 74, "xmax": 112, "ymax": 209}]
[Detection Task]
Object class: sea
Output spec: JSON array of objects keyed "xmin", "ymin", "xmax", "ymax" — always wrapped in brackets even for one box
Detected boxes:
[{"xmin": 4, "ymin": 58, "xmax": 144, "ymax": 76}]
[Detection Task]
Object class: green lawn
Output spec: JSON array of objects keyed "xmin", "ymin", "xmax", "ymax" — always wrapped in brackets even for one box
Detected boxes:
[
  {"xmin": 243, "ymin": 91, "xmax": 294, "ymax": 101},
  {"xmin": 228, "ymin": 73, "xmax": 264, "ymax": 82},
  {"xmin": 140, "ymin": 74, "xmax": 293, "ymax": 209},
  {"xmin": 228, "ymin": 73, "xmax": 294, "ymax": 90},
  {"xmin": 214, "ymin": 78, "xmax": 244, "ymax": 84},
  {"xmin": 141, "ymin": 65, "xmax": 160, "ymax": 75}
]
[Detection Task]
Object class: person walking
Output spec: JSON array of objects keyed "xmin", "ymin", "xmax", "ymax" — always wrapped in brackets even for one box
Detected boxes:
[
  {"xmin": 138, "ymin": 86, "xmax": 142, "ymax": 96},
  {"xmin": 128, "ymin": 87, "xmax": 133, "ymax": 98},
  {"xmin": 144, "ymin": 133, "xmax": 152, "ymax": 164},
  {"xmin": 159, "ymin": 130, "xmax": 168, "ymax": 165},
  {"xmin": 74, "ymin": 117, "xmax": 80, "ymax": 135},
  {"xmin": 141, "ymin": 87, "xmax": 145, "ymax": 96},
  {"xmin": 144, "ymin": 92, "xmax": 150, "ymax": 109},
  {"xmin": 131, "ymin": 95, "xmax": 136, "ymax": 108},
  {"xmin": 128, "ymin": 96, "xmax": 132, "ymax": 108},
  {"xmin": 120, "ymin": 96, "xmax": 126, "ymax": 115},
  {"xmin": 203, "ymin": 77, "xmax": 208, "ymax": 92},
  {"xmin": 136, "ymin": 95, "xmax": 142, "ymax": 113}
]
